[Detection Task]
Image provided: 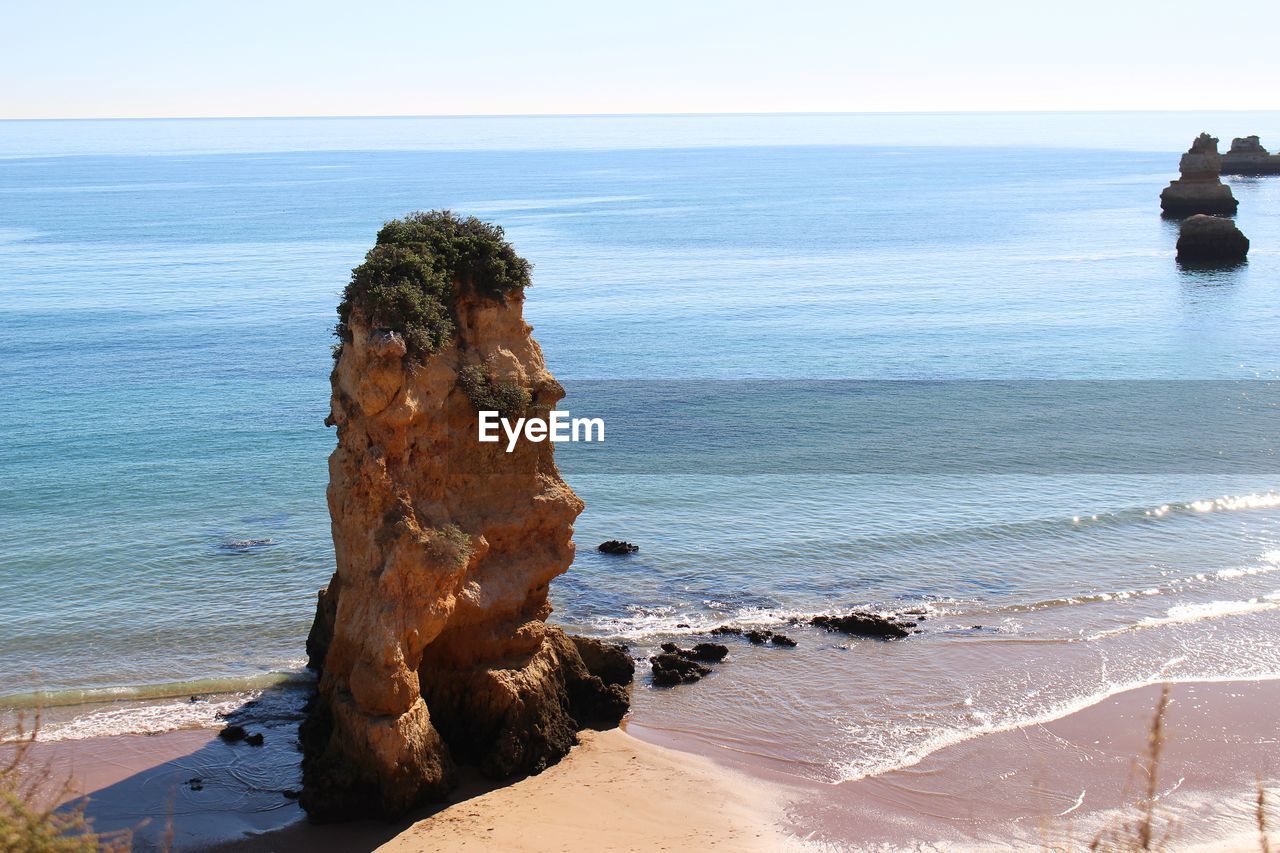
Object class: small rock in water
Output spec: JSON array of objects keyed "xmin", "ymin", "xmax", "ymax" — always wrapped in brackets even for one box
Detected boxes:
[
  {"xmin": 245, "ymin": 732, "xmax": 265, "ymax": 747},
  {"xmin": 218, "ymin": 724, "xmax": 247, "ymax": 743},
  {"xmin": 709, "ymin": 625, "xmax": 743, "ymax": 636},
  {"xmin": 282, "ymin": 789, "xmax": 301, "ymax": 800},
  {"xmin": 744, "ymin": 629, "xmax": 773, "ymax": 644},
  {"xmin": 689, "ymin": 642, "xmax": 729, "ymax": 661},
  {"xmin": 186, "ymin": 777, "xmax": 204, "ymax": 791},
  {"xmin": 811, "ymin": 612, "xmax": 915, "ymax": 639},
  {"xmin": 598, "ymin": 540, "xmax": 639, "ymax": 554},
  {"xmin": 770, "ymin": 634, "xmax": 798, "ymax": 647},
  {"xmin": 675, "ymin": 623, "xmax": 691, "ymax": 629},
  {"xmin": 219, "ymin": 538, "xmax": 277, "ymax": 551},
  {"xmin": 660, "ymin": 641, "xmax": 730, "ymax": 662},
  {"xmin": 650, "ymin": 653, "xmax": 710, "ymax": 685}
]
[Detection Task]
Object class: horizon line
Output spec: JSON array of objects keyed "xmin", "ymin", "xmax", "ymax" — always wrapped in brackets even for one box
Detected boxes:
[{"xmin": 3, "ymin": 108, "xmax": 1279, "ymax": 123}]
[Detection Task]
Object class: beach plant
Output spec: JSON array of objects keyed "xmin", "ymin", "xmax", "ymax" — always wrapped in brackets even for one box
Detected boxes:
[
  {"xmin": 1087, "ymin": 686, "xmax": 1173, "ymax": 852},
  {"xmin": 457, "ymin": 363, "xmax": 531, "ymax": 418},
  {"xmin": 1259, "ymin": 779, "xmax": 1272, "ymax": 853},
  {"xmin": 336, "ymin": 210, "xmax": 531, "ymax": 360},
  {"xmin": 0, "ymin": 712, "xmax": 128, "ymax": 852}
]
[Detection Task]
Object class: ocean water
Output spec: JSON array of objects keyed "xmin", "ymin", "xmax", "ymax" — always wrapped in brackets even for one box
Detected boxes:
[{"xmin": 3, "ymin": 113, "xmax": 1280, "ymax": 789}]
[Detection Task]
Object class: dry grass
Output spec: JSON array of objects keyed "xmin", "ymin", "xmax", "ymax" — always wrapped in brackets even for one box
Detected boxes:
[
  {"xmin": 1258, "ymin": 778, "xmax": 1272, "ymax": 853},
  {"xmin": 0, "ymin": 711, "xmax": 128, "ymax": 852},
  {"xmin": 1039, "ymin": 685, "xmax": 1276, "ymax": 852},
  {"xmin": 1088, "ymin": 684, "xmax": 1173, "ymax": 851}
]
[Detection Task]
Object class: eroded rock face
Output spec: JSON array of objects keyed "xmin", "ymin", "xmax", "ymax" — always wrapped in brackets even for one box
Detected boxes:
[
  {"xmin": 300, "ymin": 212, "xmax": 631, "ymax": 821},
  {"xmin": 1176, "ymin": 214, "xmax": 1249, "ymax": 265},
  {"xmin": 1221, "ymin": 136, "xmax": 1280, "ymax": 175},
  {"xmin": 1160, "ymin": 133, "xmax": 1238, "ymax": 217}
]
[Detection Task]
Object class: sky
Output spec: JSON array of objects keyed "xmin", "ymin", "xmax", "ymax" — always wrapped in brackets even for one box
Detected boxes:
[{"xmin": 2, "ymin": 0, "xmax": 1278, "ymax": 119}]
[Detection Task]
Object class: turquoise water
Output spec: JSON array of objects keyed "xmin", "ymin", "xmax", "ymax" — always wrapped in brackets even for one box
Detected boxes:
[{"xmin": 3, "ymin": 113, "xmax": 1280, "ymax": 780}]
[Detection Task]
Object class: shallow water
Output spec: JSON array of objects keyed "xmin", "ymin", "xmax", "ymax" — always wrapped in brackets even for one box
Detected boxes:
[{"xmin": 2, "ymin": 113, "xmax": 1280, "ymax": 786}]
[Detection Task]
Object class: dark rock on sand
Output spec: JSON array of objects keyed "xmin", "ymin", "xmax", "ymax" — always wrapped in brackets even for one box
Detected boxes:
[
  {"xmin": 770, "ymin": 634, "xmax": 798, "ymax": 647},
  {"xmin": 650, "ymin": 653, "xmax": 710, "ymax": 685},
  {"xmin": 1160, "ymin": 133, "xmax": 1238, "ymax": 217},
  {"xmin": 1176, "ymin": 214, "xmax": 1249, "ymax": 265},
  {"xmin": 218, "ymin": 724, "xmax": 247, "ymax": 743},
  {"xmin": 598, "ymin": 540, "xmax": 639, "ymax": 554},
  {"xmin": 811, "ymin": 612, "xmax": 915, "ymax": 639}
]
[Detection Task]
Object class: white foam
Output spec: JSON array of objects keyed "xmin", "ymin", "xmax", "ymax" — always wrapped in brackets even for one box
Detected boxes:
[
  {"xmin": 1141, "ymin": 598, "xmax": 1279, "ymax": 629},
  {"xmin": 832, "ymin": 675, "xmax": 1280, "ymax": 784},
  {"xmin": 34, "ymin": 694, "xmax": 252, "ymax": 742}
]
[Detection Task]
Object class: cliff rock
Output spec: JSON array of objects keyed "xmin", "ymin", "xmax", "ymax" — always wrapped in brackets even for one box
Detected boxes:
[
  {"xmin": 1176, "ymin": 214, "xmax": 1249, "ymax": 265},
  {"xmin": 1221, "ymin": 135, "xmax": 1280, "ymax": 175},
  {"xmin": 1160, "ymin": 133, "xmax": 1238, "ymax": 217},
  {"xmin": 300, "ymin": 211, "xmax": 632, "ymax": 821}
]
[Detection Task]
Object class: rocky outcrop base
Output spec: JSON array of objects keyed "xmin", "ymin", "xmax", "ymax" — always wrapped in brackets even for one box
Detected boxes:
[
  {"xmin": 1176, "ymin": 214, "xmax": 1249, "ymax": 265},
  {"xmin": 1159, "ymin": 182, "xmax": 1238, "ymax": 217},
  {"xmin": 1160, "ymin": 133, "xmax": 1238, "ymax": 218},
  {"xmin": 301, "ymin": 628, "xmax": 633, "ymax": 821},
  {"xmin": 1221, "ymin": 136, "xmax": 1280, "ymax": 175}
]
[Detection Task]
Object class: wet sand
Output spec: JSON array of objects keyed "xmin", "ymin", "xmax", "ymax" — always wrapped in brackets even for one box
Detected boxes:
[
  {"xmin": 635, "ymin": 678, "xmax": 1280, "ymax": 850},
  {"xmin": 17, "ymin": 678, "xmax": 1280, "ymax": 850},
  {"xmin": 19, "ymin": 718, "xmax": 797, "ymax": 852}
]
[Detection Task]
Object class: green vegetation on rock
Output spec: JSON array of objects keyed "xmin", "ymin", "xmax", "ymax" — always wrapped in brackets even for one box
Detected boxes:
[
  {"xmin": 336, "ymin": 211, "xmax": 531, "ymax": 359},
  {"xmin": 457, "ymin": 364, "xmax": 531, "ymax": 418}
]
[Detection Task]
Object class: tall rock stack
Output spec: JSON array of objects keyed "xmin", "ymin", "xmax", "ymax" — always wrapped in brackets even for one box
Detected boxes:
[
  {"xmin": 1160, "ymin": 133, "xmax": 1239, "ymax": 217},
  {"xmin": 301, "ymin": 211, "xmax": 632, "ymax": 821}
]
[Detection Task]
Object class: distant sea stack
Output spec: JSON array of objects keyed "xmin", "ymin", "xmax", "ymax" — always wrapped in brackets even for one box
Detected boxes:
[
  {"xmin": 1176, "ymin": 214, "xmax": 1249, "ymax": 265},
  {"xmin": 1221, "ymin": 136, "xmax": 1280, "ymax": 175},
  {"xmin": 301, "ymin": 211, "xmax": 633, "ymax": 821},
  {"xmin": 1160, "ymin": 133, "xmax": 1238, "ymax": 217}
]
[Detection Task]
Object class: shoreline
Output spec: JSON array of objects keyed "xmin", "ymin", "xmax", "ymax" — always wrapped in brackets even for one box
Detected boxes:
[{"xmin": 13, "ymin": 675, "xmax": 1280, "ymax": 850}]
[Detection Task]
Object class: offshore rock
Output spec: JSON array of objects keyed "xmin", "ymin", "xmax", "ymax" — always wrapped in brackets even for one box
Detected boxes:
[
  {"xmin": 660, "ymin": 641, "xmax": 729, "ymax": 662},
  {"xmin": 1221, "ymin": 136, "xmax": 1280, "ymax": 175},
  {"xmin": 300, "ymin": 212, "xmax": 631, "ymax": 821},
  {"xmin": 811, "ymin": 612, "xmax": 915, "ymax": 639},
  {"xmin": 1160, "ymin": 133, "xmax": 1238, "ymax": 217},
  {"xmin": 650, "ymin": 653, "xmax": 711, "ymax": 685},
  {"xmin": 1176, "ymin": 214, "xmax": 1249, "ymax": 265},
  {"xmin": 598, "ymin": 540, "xmax": 639, "ymax": 554}
]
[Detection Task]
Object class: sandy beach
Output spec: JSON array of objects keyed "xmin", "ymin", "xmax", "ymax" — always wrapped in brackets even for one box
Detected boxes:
[
  {"xmin": 12, "ymin": 677, "xmax": 1276, "ymax": 851},
  {"xmin": 21, "ymin": 718, "xmax": 799, "ymax": 852}
]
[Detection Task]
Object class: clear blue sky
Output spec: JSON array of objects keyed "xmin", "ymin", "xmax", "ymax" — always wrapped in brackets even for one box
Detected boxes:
[{"xmin": 3, "ymin": 0, "xmax": 1277, "ymax": 119}]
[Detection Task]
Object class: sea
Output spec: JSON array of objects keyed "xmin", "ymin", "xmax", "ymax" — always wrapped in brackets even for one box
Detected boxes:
[{"xmin": 3, "ymin": 112, "xmax": 1280, "ymax": 793}]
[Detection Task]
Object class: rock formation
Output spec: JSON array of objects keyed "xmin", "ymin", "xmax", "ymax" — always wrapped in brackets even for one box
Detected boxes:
[
  {"xmin": 1176, "ymin": 214, "xmax": 1249, "ymax": 265},
  {"xmin": 1221, "ymin": 136, "xmax": 1280, "ymax": 175},
  {"xmin": 301, "ymin": 211, "xmax": 632, "ymax": 821},
  {"xmin": 810, "ymin": 611, "xmax": 917, "ymax": 638},
  {"xmin": 1160, "ymin": 133, "xmax": 1238, "ymax": 217}
]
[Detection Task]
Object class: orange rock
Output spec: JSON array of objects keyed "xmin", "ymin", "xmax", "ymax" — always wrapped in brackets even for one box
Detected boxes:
[{"xmin": 300, "ymin": 213, "xmax": 632, "ymax": 821}]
